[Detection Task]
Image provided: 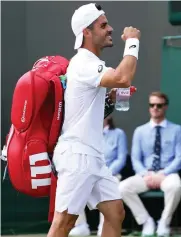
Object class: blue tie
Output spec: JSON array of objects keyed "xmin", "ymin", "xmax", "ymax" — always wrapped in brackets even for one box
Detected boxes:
[{"xmin": 152, "ymin": 126, "xmax": 161, "ymax": 171}]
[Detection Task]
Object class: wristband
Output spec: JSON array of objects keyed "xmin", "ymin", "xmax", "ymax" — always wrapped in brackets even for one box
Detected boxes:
[{"xmin": 123, "ymin": 38, "xmax": 139, "ymax": 59}]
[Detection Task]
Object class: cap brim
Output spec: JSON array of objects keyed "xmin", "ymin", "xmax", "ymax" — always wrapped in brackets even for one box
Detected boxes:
[{"xmin": 74, "ymin": 32, "xmax": 83, "ymax": 50}]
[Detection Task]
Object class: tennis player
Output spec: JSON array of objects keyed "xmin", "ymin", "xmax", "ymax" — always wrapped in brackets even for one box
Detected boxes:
[{"xmin": 47, "ymin": 3, "xmax": 141, "ymax": 237}]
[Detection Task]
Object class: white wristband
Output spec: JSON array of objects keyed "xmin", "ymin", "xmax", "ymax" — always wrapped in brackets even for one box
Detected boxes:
[{"xmin": 123, "ymin": 38, "xmax": 139, "ymax": 59}]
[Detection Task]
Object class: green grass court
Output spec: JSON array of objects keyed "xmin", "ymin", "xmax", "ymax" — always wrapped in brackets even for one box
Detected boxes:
[
  {"xmin": 2, "ymin": 234, "xmax": 181, "ymax": 237},
  {"xmin": 2, "ymin": 236, "xmax": 181, "ymax": 237}
]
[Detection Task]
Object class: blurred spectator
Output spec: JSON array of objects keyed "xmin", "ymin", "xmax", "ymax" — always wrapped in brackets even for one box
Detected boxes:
[
  {"xmin": 119, "ymin": 92, "xmax": 181, "ymax": 237},
  {"xmin": 70, "ymin": 115, "xmax": 128, "ymax": 236}
]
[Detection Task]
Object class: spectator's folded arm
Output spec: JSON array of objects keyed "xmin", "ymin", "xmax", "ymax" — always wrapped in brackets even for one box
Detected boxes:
[
  {"xmin": 131, "ymin": 127, "xmax": 148, "ymax": 176},
  {"xmin": 163, "ymin": 126, "xmax": 181, "ymax": 175}
]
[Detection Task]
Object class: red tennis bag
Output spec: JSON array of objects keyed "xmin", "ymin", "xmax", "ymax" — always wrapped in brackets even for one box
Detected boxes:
[
  {"xmin": 4, "ymin": 55, "xmax": 69, "ymax": 197},
  {"xmin": 2, "ymin": 55, "xmax": 118, "ymax": 222}
]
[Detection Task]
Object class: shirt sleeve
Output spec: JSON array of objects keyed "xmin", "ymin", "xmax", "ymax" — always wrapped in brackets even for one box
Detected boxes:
[
  {"xmin": 78, "ymin": 60, "xmax": 112, "ymax": 87},
  {"xmin": 163, "ymin": 125, "xmax": 181, "ymax": 175},
  {"xmin": 109, "ymin": 129, "xmax": 128, "ymax": 175},
  {"xmin": 131, "ymin": 127, "xmax": 148, "ymax": 175}
]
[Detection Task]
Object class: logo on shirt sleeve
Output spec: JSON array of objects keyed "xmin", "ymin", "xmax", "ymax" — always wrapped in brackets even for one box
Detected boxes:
[{"xmin": 98, "ymin": 65, "xmax": 103, "ymax": 73}]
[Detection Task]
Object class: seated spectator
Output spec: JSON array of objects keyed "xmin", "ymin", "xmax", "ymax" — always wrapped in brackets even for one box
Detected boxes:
[
  {"xmin": 119, "ymin": 92, "xmax": 181, "ymax": 237},
  {"xmin": 70, "ymin": 115, "xmax": 128, "ymax": 236}
]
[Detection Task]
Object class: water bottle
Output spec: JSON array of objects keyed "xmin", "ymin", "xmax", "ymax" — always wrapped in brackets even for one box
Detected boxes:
[{"xmin": 115, "ymin": 86, "xmax": 136, "ymax": 111}]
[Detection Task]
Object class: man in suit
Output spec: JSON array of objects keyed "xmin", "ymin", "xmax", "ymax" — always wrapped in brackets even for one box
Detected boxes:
[{"xmin": 119, "ymin": 91, "xmax": 181, "ymax": 237}]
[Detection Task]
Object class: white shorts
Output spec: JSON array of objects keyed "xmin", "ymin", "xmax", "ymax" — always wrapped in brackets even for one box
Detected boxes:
[{"xmin": 53, "ymin": 147, "xmax": 121, "ymax": 215}]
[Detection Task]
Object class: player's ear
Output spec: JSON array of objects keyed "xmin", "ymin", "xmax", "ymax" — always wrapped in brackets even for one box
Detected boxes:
[{"xmin": 83, "ymin": 28, "xmax": 92, "ymax": 38}]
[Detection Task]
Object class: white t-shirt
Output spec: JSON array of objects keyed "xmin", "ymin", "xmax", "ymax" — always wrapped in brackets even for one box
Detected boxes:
[{"xmin": 56, "ymin": 48, "xmax": 111, "ymax": 158}]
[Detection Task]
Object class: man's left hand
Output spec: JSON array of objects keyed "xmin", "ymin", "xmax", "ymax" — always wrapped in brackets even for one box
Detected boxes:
[
  {"xmin": 108, "ymin": 88, "xmax": 117, "ymax": 103},
  {"xmin": 153, "ymin": 172, "xmax": 166, "ymax": 188}
]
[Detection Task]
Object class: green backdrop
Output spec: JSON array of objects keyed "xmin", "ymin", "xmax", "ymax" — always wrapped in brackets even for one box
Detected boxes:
[
  {"xmin": 1, "ymin": 162, "xmax": 50, "ymax": 235},
  {"xmin": 2, "ymin": 36, "xmax": 181, "ymax": 235},
  {"xmin": 161, "ymin": 36, "xmax": 181, "ymax": 125}
]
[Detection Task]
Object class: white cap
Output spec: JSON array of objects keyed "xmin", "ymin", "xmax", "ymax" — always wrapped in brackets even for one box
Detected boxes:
[{"xmin": 71, "ymin": 3, "xmax": 105, "ymax": 50}]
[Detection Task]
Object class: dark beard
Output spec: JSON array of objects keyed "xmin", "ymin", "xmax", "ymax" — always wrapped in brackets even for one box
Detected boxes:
[{"xmin": 101, "ymin": 43, "xmax": 114, "ymax": 50}]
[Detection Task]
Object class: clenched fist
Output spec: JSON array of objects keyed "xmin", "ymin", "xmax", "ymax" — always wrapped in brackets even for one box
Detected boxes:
[{"xmin": 121, "ymin": 26, "xmax": 141, "ymax": 41}]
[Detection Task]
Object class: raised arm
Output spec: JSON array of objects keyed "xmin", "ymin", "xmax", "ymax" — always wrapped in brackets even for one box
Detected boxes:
[{"xmin": 100, "ymin": 27, "xmax": 140, "ymax": 88}]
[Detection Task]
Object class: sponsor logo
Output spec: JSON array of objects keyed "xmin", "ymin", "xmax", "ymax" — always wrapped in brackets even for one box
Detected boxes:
[
  {"xmin": 98, "ymin": 65, "xmax": 103, "ymax": 73},
  {"xmin": 29, "ymin": 153, "xmax": 51, "ymax": 189},
  {"xmin": 21, "ymin": 100, "xmax": 27, "ymax": 123},
  {"xmin": 118, "ymin": 89, "xmax": 130, "ymax": 97},
  {"xmin": 129, "ymin": 45, "xmax": 136, "ymax": 49},
  {"xmin": 57, "ymin": 101, "xmax": 62, "ymax": 120}
]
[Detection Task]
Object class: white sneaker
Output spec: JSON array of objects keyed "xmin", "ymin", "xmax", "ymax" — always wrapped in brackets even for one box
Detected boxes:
[
  {"xmin": 156, "ymin": 221, "xmax": 170, "ymax": 237},
  {"xmin": 142, "ymin": 217, "xmax": 156, "ymax": 237},
  {"xmin": 97, "ymin": 224, "xmax": 103, "ymax": 236},
  {"xmin": 69, "ymin": 223, "xmax": 90, "ymax": 236}
]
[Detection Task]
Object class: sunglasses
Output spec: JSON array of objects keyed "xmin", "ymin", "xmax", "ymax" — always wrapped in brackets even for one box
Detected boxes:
[{"xmin": 149, "ymin": 103, "xmax": 166, "ymax": 109}]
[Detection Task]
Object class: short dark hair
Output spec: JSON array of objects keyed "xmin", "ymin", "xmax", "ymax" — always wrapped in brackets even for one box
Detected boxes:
[
  {"xmin": 107, "ymin": 117, "xmax": 115, "ymax": 130},
  {"xmin": 87, "ymin": 22, "xmax": 95, "ymax": 30},
  {"xmin": 95, "ymin": 3, "xmax": 102, "ymax": 11},
  {"xmin": 149, "ymin": 91, "xmax": 169, "ymax": 105}
]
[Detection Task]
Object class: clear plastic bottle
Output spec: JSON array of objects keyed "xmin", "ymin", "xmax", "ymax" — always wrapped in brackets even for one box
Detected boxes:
[{"xmin": 115, "ymin": 86, "xmax": 136, "ymax": 111}]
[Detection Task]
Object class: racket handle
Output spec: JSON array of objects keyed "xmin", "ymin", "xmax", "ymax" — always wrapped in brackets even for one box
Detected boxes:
[{"xmin": 104, "ymin": 93, "xmax": 115, "ymax": 118}]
